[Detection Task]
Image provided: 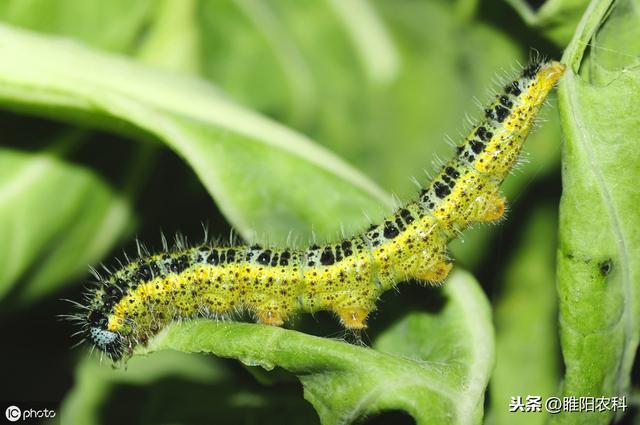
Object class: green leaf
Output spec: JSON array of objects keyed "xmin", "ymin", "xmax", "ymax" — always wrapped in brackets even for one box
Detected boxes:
[
  {"xmin": 0, "ymin": 23, "xmax": 389, "ymax": 245},
  {"xmin": 138, "ymin": 270, "xmax": 494, "ymax": 425},
  {"xmin": 61, "ymin": 350, "xmax": 319, "ymax": 425},
  {"xmin": 136, "ymin": 0, "xmax": 201, "ymax": 73},
  {"xmin": 504, "ymin": 0, "xmax": 590, "ymax": 46},
  {"xmin": 198, "ymin": 0, "xmax": 560, "ymax": 194},
  {"xmin": 489, "ymin": 206, "xmax": 559, "ymax": 425},
  {"xmin": 0, "ymin": 0, "xmax": 154, "ymax": 53},
  {"xmin": 59, "ymin": 351, "xmax": 228, "ymax": 425},
  {"xmin": 0, "ymin": 134, "xmax": 133, "ymax": 302},
  {"xmin": 555, "ymin": 0, "xmax": 640, "ymax": 423}
]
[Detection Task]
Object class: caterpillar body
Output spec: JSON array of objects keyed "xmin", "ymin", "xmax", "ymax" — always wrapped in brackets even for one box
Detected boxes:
[{"xmin": 71, "ymin": 60, "xmax": 565, "ymax": 361}]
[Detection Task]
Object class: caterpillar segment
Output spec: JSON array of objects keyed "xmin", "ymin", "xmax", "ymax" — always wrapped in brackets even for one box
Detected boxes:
[{"xmin": 74, "ymin": 60, "xmax": 565, "ymax": 361}]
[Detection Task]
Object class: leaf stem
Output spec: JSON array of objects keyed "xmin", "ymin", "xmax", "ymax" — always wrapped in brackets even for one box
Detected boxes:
[{"xmin": 562, "ymin": 0, "xmax": 615, "ymax": 71}]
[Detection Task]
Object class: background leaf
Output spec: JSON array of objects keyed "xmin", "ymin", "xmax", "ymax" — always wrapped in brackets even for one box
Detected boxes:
[
  {"xmin": 60, "ymin": 351, "xmax": 228, "ymax": 425},
  {"xmin": 0, "ymin": 0, "xmax": 155, "ymax": 303},
  {"xmin": 489, "ymin": 205, "xmax": 559, "ymax": 425},
  {"xmin": 61, "ymin": 350, "xmax": 319, "ymax": 425},
  {"xmin": 504, "ymin": 0, "xmax": 590, "ymax": 46},
  {"xmin": 0, "ymin": 23, "xmax": 389, "ymax": 245},
  {"xmin": 138, "ymin": 271, "xmax": 493, "ymax": 425},
  {"xmin": 0, "ymin": 0, "xmax": 154, "ymax": 53},
  {"xmin": 555, "ymin": 0, "xmax": 640, "ymax": 423},
  {"xmin": 136, "ymin": 0, "xmax": 202, "ymax": 73},
  {"xmin": 0, "ymin": 132, "xmax": 133, "ymax": 303}
]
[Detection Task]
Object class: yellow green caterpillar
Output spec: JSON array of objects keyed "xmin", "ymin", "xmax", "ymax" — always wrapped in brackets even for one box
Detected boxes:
[{"xmin": 71, "ymin": 60, "xmax": 565, "ymax": 361}]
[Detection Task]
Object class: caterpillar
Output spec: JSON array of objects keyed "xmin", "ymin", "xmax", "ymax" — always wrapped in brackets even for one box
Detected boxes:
[{"xmin": 68, "ymin": 59, "xmax": 565, "ymax": 362}]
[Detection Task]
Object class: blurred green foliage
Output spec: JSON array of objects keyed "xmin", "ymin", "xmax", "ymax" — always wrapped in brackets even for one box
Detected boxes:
[
  {"xmin": 490, "ymin": 206, "xmax": 559, "ymax": 425},
  {"xmin": 0, "ymin": 0, "xmax": 637, "ymax": 424}
]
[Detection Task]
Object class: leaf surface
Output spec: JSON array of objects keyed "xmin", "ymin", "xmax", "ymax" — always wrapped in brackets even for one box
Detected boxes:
[
  {"xmin": 140, "ymin": 271, "xmax": 494, "ymax": 425},
  {"xmin": 0, "ymin": 137, "xmax": 132, "ymax": 302},
  {"xmin": 555, "ymin": 0, "xmax": 640, "ymax": 423},
  {"xmin": 0, "ymin": 23, "xmax": 389, "ymax": 246}
]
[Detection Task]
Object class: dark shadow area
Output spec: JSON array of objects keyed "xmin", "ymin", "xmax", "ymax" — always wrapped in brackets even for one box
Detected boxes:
[
  {"xmin": 0, "ymin": 112, "xmax": 67, "ymax": 152},
  {"xmin": 625, "ymin": 344, "xmax": 640, "ymax": 425},
  {"xmin": 294, "ymin": 310, "xmax": 349, "ymax": 340},
  {"xmin": 474, "ymin": 169, "xmax": 562, "ymax": 298},
  {"xmin": 631, "ymin": 344, "xmax": 639, "ymax": 392},
  {"xmin": 0, "ymin": 293, "xmax": 75, "ymax": 406},
  {"xmin": 101, "ymin": 375, "xmax": 318, "ymax": 425},
  {"xmin": 527, "ymin": 0, "xmax": 547, "ymax": 11},
  {"xmin": 294, "ymin": 282, "xmax": 448, "ymax": 344},
  {"xmin": 357, "ymin": 410, "xmax": 416, "ymax": 425},
  {"xmin": 477, "ymin": 0, "xmax": 560, "ymax": 60},
  {"xmin": 366, "ymin": 282, "xmax": 448, "ymax": 343},
  {"xmin": 620, "ymin": 405, "xmax": 638, "ymax": 425}
]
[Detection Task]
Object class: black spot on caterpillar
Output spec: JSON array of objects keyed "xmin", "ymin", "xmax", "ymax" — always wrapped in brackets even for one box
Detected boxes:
[{"xmin": 66, "ymin": 60, "xmax": 565, "ymax": 361}]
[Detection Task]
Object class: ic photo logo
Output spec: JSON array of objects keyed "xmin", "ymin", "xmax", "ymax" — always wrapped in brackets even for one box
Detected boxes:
[
  {"xmin": 5, "ymin": 406, "xmax": 20, "ymax": 422},
  {"xmin": 4, "ymin": 405, "xmax": 56, "ymax": 422}
]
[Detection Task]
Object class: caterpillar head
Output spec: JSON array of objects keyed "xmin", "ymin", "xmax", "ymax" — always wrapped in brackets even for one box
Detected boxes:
[
  {"xmin": 522, "ymin": 60, "xmax": 566, "ymax": 104},
  {"xmin": 87, "ymin": 310, "xmax": 124, "ymax": 361}
]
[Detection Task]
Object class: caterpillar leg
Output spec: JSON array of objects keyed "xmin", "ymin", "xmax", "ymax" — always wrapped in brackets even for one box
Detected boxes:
[
  {"xmin": 414, "ymin": 260, "xmax": 453, "ymax": 284},
  {"xmin": 471, "ymin": 192, "xmax": 506, "ymax": 223},
  {"xmin": 480, "ymin": 192, "xmax": 506, "ymax": 222},
  {"xmin": 253, "ymin": 298, "xmax": 295, "ymax": 326},
  {"xmin": 407, "ymin": 243, "xmax": 453, "ymax": 284},
  {"xmin": 255, "ymin": 309, "xmax": 285, "ymax": 326},
  {"xmin": 335, "ymin": 307, "xmax": 370, "ymax": 329},
  {"xmin": 329, "ymin": 290, "xmax": 375, "ymax": 329}
]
